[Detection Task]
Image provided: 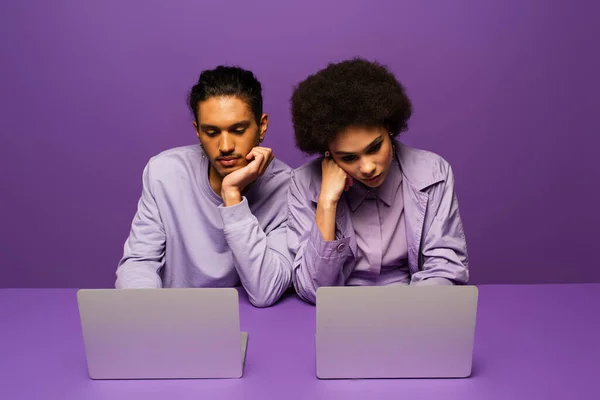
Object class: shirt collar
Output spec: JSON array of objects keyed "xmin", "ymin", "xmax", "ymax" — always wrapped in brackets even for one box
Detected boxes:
[{"xmin": 346, "ymin": 156, "xmax": 402, "ymax": 212}]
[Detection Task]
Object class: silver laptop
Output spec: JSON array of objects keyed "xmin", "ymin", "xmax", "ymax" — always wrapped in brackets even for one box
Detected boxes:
[
  {"xmin": 315, "ymin": 285, "xmax": 478, "ymax": 379},
  {"xmin": 77, "ymin": 288, "xmax": 248, "ymax": 379}
]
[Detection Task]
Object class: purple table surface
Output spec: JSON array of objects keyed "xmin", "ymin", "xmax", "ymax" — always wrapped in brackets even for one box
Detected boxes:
[{"xmin": 1, "ymin": 284, "xmax": 599, "ymax": 400}]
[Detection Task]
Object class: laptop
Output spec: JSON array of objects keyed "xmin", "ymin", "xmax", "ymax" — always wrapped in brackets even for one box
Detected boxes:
[
  {"xmin": 315, "ymin": 285, "xmax": 478, "ymax": 379},
  {"xmin": 77, "ymin": 288, "xmax": 248, "ymax": 379}
]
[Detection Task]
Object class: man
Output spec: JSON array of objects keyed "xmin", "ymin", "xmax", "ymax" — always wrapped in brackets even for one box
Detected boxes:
[{"xmin": 115, "ymin": 66, "xmax": 292, "ymax": 307}]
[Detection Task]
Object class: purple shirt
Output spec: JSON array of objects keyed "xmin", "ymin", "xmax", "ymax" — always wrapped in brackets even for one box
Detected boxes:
[
  {"xmin": 115, "ymin": 145, "xmax": 293, "ymax": 307},
  {"xmin": 287, "ymin": 141, "xmax": 469, "ymax": 304},
  {"xmin": 345, "ymin": 155, "xmax": 411, "ymax": 286}
]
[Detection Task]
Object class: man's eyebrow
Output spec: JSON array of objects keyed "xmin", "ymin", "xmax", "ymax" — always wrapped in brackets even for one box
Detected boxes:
[
  {"xmin": 228, "ymin": 121, "xmax": 251, "ymax": 129},
  {"xmin": 199, "ymin": 120, "xmax": 251, "ymax": 130},
  {"xmin": 199, "ymin": 124, "xmax": 219, "ymax": 130}
]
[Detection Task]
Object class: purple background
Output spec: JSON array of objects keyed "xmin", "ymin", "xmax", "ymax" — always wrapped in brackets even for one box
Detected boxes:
[{"xmin": 1, "ymin": 0, "xmax": 598, "ymax": 288}]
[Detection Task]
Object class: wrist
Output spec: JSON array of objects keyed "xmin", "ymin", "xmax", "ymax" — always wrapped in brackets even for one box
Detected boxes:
[
  {"xmin": 222, "ymin": 188, "xmax": 242, "ymax": 206},
  {"xmin": 318, "ymin": 194, "xmax": 339, "ymax": 209}
]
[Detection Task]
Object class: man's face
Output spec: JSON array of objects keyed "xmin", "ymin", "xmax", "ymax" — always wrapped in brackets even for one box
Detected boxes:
[{"xmin": 194, "ymin": 96, "xmax": 267, "ymax": 180}]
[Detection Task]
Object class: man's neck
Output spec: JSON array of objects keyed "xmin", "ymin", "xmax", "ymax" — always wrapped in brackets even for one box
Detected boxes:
[{"xmin": 208, "ymin": 165, "xmax": 223, "ymax": 197}]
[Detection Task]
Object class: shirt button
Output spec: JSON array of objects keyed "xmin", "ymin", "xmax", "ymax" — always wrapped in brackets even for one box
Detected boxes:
[{"xmin": 337, "ymin": 243, "xmax": 346, "ymax": 252}]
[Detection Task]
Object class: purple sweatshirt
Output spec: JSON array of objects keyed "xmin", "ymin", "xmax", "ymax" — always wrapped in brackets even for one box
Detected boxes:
[{"xmin": 115, "ymin": 145, "xmax": 293, "ymax": 307}]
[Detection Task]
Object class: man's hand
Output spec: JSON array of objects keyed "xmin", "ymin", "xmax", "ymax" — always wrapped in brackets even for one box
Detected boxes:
[{"xmin": 221, "ymin": 147, "xmax": 274, "ymax": 206}]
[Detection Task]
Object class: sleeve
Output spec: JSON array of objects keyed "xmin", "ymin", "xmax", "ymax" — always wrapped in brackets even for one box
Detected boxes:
[
  {"xmin": 219, "ymin": 197, "xmax": 293, "ymax": 307},
  {"xmin": 115, "ymin": 161, "xmax": 165, "ymax": 289},
  {"xmin": 286, "ymin": 170, "xmax": 353, "ymax": 304},
  {"xmin": 411, "ymin": 165, "xmax": 469, "ymax": 286}
]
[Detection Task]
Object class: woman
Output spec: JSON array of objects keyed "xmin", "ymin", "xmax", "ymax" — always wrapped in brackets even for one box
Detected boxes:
[{"xmin": 287, "ymin": 58, "xmax": 469, "ymax": 304}]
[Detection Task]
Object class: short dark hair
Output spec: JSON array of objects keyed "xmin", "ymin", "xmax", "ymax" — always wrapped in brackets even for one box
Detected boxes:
[
  {"xmin": 188, "ymin": 66, "xmax": 263, "ymax": 124},
  {"xmin": 290, "ymin": 58, "xmax": 412, "ymax": 155}
]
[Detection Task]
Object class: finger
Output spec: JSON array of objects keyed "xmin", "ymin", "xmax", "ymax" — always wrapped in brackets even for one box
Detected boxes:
[
  {"xmin": 344, "ymin": 175, "xmax": 353, "ymax": 191},
  {"xmin": 261, "ymin": 150, "xmax": 274, "ymax": 174},
  {"xmin": 249, "ymin": 153, "xmax": 264, "ymax": 174},
  {"xmin": 253, "ymin": 147, "xmax": 272, "ymax": 158},
  {"xmin": 248, "ymin": 146, "xmax": 269, "ymax": 161},
  {"xmin": 259, "ymin": 157, "xmax": 272, "ymax": 175},
  {"xmin": 253, "ymin": 148, "xmax": 272, "ymax": 175}
]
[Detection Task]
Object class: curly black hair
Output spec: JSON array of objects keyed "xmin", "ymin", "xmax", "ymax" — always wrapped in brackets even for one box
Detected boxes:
[
  {"xmin": 290, "ymin": 58, "xmax": 412, "ymax": 155},
  {"xmin": 188, "ymin": 65, "xmax": 263, "ymax": 125}
]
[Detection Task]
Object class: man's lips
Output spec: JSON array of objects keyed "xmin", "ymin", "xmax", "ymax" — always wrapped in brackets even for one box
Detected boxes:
[{"xmin": 217, "ymin": 156, "xmax": 241, "ymax": 167}]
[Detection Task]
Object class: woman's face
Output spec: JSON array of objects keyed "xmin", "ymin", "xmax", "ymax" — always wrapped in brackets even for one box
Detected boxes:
[{"xmin": 328, "ymin": 126, "xmax": 394, "ymax": 188}]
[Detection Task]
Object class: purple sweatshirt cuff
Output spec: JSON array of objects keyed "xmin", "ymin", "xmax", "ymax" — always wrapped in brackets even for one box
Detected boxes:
[{"xmin": 218, "ymin": 197, "xmax": 255, "ymax": 230}]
